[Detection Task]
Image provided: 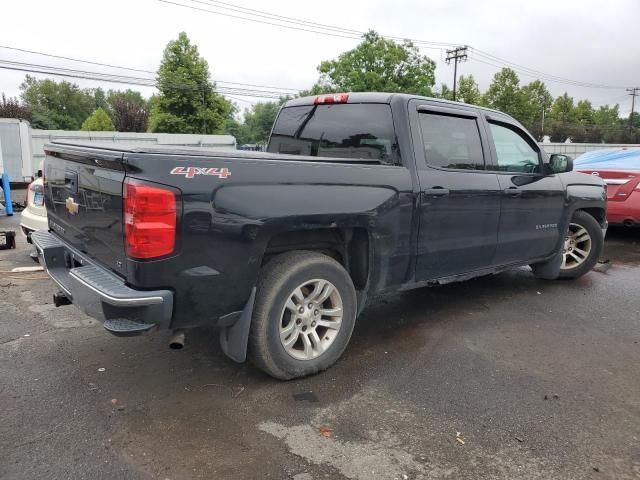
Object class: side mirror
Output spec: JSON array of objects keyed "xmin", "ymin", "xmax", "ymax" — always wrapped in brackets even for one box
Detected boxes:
[
  {"xmin": 548, "ymin": 154, "xmax": 573, "ymax": 174},
  {"xmin": 37, "ymin": 169, "xmax": 43, "ymax": 178}
]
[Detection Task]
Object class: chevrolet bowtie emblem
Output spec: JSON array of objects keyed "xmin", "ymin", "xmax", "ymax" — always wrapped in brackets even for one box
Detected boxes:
[{"xmin": 65, "ymin": 196, "xmax": 79, "ymax": 215}]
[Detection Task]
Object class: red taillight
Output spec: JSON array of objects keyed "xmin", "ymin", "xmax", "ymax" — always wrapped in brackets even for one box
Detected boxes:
[
  {"xmin": 123, "ymin": 178, "xmax": 177, "ymax": 259},
  {"xmin": 314, "ymin": 93, "xmax": 349, "ymax": 104}
]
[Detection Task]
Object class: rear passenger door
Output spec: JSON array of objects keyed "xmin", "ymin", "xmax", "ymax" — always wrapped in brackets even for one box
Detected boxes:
[
  {"xmin": 410, "ymin": 101, "xmax": 502, "ymax": 280},
  {"xmin": 483, "ymin": 117, "xmax": 565, "ymax": 264}
]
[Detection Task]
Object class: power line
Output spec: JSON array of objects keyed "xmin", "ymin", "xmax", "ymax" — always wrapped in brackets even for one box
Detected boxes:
[
  {"xmin": 159, "ymin": 0, "xmax": 454, "ymax": 50},
  {"xmin": 0, "ymin": 44, "xmax": 156, "ymax": 74},
  {"xmin": 468, "ymin": 54, "xmax": 626, "ymax": 91},
  {"xmin": 0, "ymin": 45, "xmax": 301, "ymax": 92},
  {"xmin": 469, "ymin": 48, "xmax": 630, "ymax": 90},
  {"xmin": 0, "ymin": 61, "xmax": 288, "ymax": 99},
  {"xmin": 226, "ymin": 94, "xmax": 259, "ymax": 104},
  {"xmin": 591, "ymin": 94, "xmax": 630, "ymax": 107},
  {"xmin": 159, "ymin": 0, "xmax": 362, "ymax": 40},
  {"xmin": 193, "ymin": 0, "xmax": 458, "ymax": 47},
  {"xmin": 191, "ymin": 0, "xmax": 363, "ymax": 36},
  {"xmin": 163, "ymin": 0, "xmax": 632, "ymax": 92}
]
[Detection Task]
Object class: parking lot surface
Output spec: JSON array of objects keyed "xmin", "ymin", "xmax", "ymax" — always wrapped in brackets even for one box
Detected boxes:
[{"xmin": 1, "ymin": 214, "xmax": 639, "ymax": 480}]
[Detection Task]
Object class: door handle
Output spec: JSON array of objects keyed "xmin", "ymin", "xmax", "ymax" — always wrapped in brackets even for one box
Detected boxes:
[
  {"xmin": 424, "ymin": 187, "xmax": 450, "ymax": 196},
  {"xmin": 502, "ymin": 187, "xmax": 522, "ymax": 197}
]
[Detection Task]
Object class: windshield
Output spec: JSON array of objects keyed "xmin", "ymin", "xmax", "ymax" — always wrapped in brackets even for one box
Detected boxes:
[{"xmin": 268, "ymin": 103, "xmax": 400, "ymax": 165}]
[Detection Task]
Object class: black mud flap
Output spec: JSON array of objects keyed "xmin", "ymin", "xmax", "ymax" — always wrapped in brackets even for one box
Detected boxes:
[
  {"xmin": 219, "ymin": 288, "xmax": 256, "ymax": 363},
  {"xmin": 531, "ymin": 251, "xmax": 563, "ymax": 280}
]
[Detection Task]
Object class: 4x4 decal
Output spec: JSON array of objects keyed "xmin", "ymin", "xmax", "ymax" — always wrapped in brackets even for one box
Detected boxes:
[{"xmin": 170, "ymin": 166, "xmax": 231, "ymax": 179}]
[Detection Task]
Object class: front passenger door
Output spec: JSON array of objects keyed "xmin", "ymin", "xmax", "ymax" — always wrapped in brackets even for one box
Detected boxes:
[{"xmin": 485, "ymin": 120, "xmax": 566, "ymax": 265}]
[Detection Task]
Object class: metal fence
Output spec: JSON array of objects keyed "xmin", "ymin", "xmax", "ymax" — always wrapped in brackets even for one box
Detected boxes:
[{"xmin": 539, "ymin": 143, "xmax": 640, "ymax": 156}]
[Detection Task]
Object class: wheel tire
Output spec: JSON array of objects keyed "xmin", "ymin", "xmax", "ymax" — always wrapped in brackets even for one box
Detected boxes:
[
  {"xmin": 248, "ymin": 251, "xmax": 357, "ymax": 380},
  {"xmin": 557, "ymin": 210, "xmax": 603, "ymax": 279}
]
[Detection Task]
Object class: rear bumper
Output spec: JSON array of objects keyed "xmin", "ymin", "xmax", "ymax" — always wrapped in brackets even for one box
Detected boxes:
[
  {"xmin": 32, "ymin": 230, "xmax": 174, "ymax": 335},
  {"xmin": 607, "ymin": 194, "xmax": 640, "ymax": 226}
]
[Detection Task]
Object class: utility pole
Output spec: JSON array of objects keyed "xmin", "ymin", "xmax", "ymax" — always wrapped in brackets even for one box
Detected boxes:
[
  {"xmin": 445, "ymin": 46, "xmax": 468, "ymax": 102},
  {"xmin": 201, "ymin": 85, "xmax": 207, "ymax": 134},
  {"xmin": 627, "ymin": 87, "xmax": 639, "ymax": 137}
]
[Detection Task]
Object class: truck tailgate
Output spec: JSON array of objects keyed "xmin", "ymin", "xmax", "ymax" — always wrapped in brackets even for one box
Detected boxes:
[{"xmin": 44, "ymin": 145, "xmax": 127, "ymax": 276}]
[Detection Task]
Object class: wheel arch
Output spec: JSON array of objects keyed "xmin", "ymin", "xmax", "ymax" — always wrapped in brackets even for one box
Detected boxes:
[
  {"xmin": 577, "ymin": 206, "xmax": 607, "ymax": 227},
  {"xmin": 262, "ymin": 226, "xmax": 371, "ymax": 292}
]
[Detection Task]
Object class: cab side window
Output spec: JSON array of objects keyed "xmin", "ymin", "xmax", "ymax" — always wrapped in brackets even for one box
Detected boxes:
[
  {"xmin": 488, "ymin": 123, "xmax": 541, "ymax": 173},
  {"xmin": 418, "ymin": 113, "xmax": 485, "ymax": 170}
]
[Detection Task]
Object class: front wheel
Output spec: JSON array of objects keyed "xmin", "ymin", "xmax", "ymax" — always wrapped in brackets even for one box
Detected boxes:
[
  {"xmin": 248, "ymin": 251, "xmax": 357, "ymax": 380},
  {"xmin": 531, "ymin": 211, "xmax": 603, "ymax": 280},
  {"xmin": 558, "ymin": 211, "xmax": 603, "ymax": 279}
]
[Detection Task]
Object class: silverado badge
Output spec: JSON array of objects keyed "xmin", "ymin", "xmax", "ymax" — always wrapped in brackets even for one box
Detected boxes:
[{"xmin": 65, "ymin": 196, "xmax": 79, "ymax": 215}]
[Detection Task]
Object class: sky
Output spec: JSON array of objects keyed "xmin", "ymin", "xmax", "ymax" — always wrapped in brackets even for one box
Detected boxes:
[{"xmin": 1, "ymin": 0, "xmax": 639, "ymax": 117}]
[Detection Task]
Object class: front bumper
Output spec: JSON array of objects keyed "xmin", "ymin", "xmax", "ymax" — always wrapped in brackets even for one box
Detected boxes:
[{"xmin": 32, "ymin": 230, "xmax": 174, "ymax": 335}]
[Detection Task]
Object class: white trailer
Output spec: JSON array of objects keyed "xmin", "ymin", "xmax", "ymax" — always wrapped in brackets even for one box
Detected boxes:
[
  {"xmin": 0, "ymin": 118, "xmax": 237, "ymax": 205},
  {"xmin": 0, "ymin": 119, "xmax": 33, "ymax": 185}
]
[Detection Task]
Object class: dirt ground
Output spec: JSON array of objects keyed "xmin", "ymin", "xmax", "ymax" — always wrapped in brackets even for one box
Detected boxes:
[{"xmin": 1, "ymin": 214, "xmax": 639, "ymax": 480}]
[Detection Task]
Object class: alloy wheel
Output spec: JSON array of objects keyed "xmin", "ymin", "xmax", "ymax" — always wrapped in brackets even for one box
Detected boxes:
[
  {"xmin": 561, "ymin": 222, "xmax": 592, "ymax": 271},
  {"xmin": 279, "ymin": 279, "xmax": 343, "ymax": 360}
]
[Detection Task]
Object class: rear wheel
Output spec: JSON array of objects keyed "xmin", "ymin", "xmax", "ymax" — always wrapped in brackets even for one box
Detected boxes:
[
  {"xmin": 249, "ymin": 251, "xmax": 357, "ymax": 380},
  {"xmin": 558, "ymin": 211, "xmax": 603, "ymax": 279}
]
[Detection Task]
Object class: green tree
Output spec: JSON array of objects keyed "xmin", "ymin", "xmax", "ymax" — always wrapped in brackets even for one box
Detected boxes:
[
  {"xmin": 618, "ymin": 110, "xmax": 640, "ymax": 143},
  {"xmin": 520, "ymin": 80, "xmax": 553, "ymax": 139},
  {"xmin": 483, "ymin": 68, "xmax": 526, "ymax": 119},
  {"xmin": 149, "ymin": 32, "xmax": 231, "ymax": 134},
  {"xmin": 593, "ymin": 104, "xmax": 619, "ymax": 128},
  {"xmin": 574, "ymin": 100, "xmax": 594, "ymax": 125},
  {"xmin": 588, "ymin": 104, "xmax": 620, "ymax": 143},
  {"xmin": 81, "ymin": 107, "xmax": 115, "ymax": 131},
  {"xmin": 548, "ymin": 93, "xmax": 576, "ymax": 124},
  {"xmin": 571, "ymin": 100, "xmax": 594, "ymax": 142},
  {"xmin": 436, "ymin": 84, "xmax": 454, "ymax": 101},
  {"xmin": 242, "ymin": 101, "xmax": 282, "ymax": 144},
  {"xmin": 223, "ymin": 117, "xmax": 249, "ymax": 145},
  {"xmin": 93, "ymin": 88, "xmax": 109, "ymax": 112},
  {"xmin": 313, "ymin": 30, "xmax": 436, "ymax": 95},
  {"xmin": 107, "ymin": 89, "xmax": 149, "ymax": 132},
  {"xmin": 547, "ymin": 93, "xmax": 577, "ymax": 141},
  {"xmin": 20, "ymin": 75, "xmax": 95, "ymax": 129},
  {"xmin": 456, "ymin": 75, "xmax": 481, "ymax": 105}
]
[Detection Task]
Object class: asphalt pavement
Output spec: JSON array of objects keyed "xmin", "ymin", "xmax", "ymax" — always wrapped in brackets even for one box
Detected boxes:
[{"xmin": 1, "ymin": 213, "xmax": 639, "ymax": 480}]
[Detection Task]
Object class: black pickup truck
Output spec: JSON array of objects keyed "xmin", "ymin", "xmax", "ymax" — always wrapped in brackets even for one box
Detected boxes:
[{"xmin": 33, "ymin": 92, "xmax": 607, "ymax": 379}]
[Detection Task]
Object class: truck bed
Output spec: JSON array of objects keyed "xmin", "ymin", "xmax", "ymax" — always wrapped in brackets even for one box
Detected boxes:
[{"xmin": 48, "ymin": 141, "xmax": 384, "ymax": 164}]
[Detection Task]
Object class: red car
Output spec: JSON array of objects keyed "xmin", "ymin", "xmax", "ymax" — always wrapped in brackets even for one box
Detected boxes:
[{"xmin": 575, "ymin": 149, "xmax": 640, "ymax": 227}]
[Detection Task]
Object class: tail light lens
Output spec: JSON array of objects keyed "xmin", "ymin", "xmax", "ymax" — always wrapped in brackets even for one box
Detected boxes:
[{"xmin": 123, "ymin": 178, "xmax": 177, "ymax": 259}]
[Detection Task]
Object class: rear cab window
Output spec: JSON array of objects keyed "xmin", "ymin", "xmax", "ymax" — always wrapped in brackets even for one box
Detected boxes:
[
  {"xmin": 418, "ymin": 112, "xmax": 485, "ymax": 170},
  {"xmin": 268, "ymin": 103, "xmax": 400, "ymax": 165}
]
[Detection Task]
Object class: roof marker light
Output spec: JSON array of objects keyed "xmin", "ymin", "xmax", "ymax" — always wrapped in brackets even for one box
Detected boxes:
[{"xmin": 314, "ymin": 93, "xmax": 349, "ymax": 104}]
